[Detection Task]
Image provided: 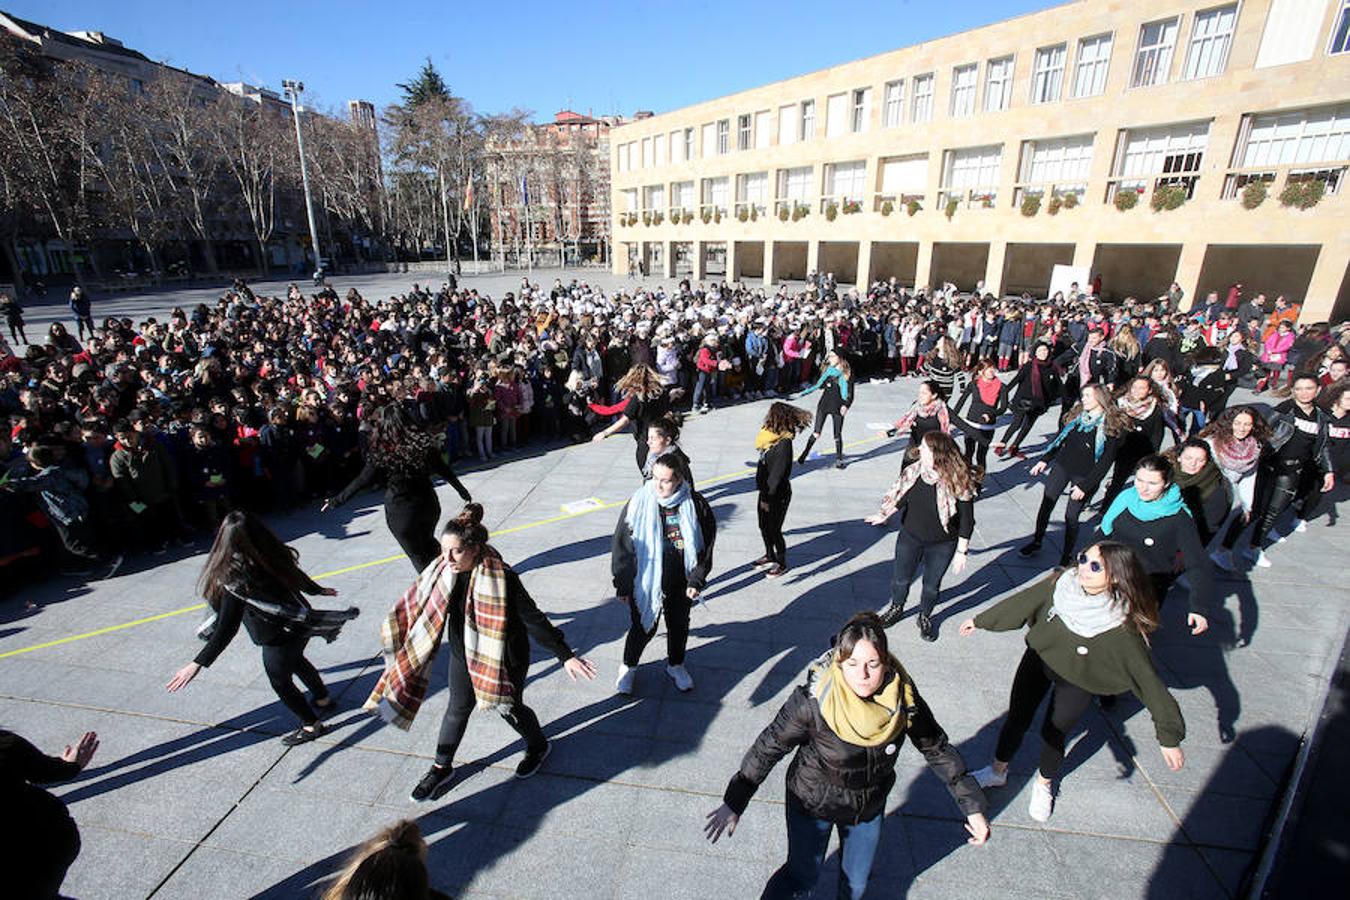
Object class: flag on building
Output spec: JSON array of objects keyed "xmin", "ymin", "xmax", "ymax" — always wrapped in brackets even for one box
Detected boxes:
[{"xmin": 520, "ymin": 174, "xmax": 529, "ymax": 207}]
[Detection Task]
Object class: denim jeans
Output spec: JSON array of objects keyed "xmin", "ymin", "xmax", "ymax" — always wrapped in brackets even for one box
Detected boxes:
[
  {"xmin": 762, "ymin": 802, "xmax": 883, "ymax": 900},
  {"xmin": 693, "ymin": 370, "xmax": 717, "ymax": 408},
  {"xmin": 889, "ymin": 527, "xmax": 959, "ymax": 618}
]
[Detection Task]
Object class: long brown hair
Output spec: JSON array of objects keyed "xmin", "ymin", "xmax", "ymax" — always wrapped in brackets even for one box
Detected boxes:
[
  {"xmin": 922, "ymin": 431, "xmax": 976, "ymax": 498},
  {"xmin": 1092, "ymin": 541, "xmax": 1159, "ymax": 635},
  {"xmin": 616, "ymin": 363, "xmax": 664, "ymax": 399},
  {"xmin": 1062, "ymin": 384, "xmax": 1128, "ymax": 436},
  {"xmin": 198, "ymin": 511, "xmax": 312, "ymax": 607},
  {"xmin": 1198, "ymin": 405, "xmax": 1270, "ymax": 448},
  {"xmin": 319, "ymin": 820, "xmax": 432, "ymax": 900},
  {"xmin": 763, "ymin": 401, "xmax": 812, "ymax": 435},
  {"xmin": 827, "ymin": 351, "xmax": 853, "ymax": 382}
]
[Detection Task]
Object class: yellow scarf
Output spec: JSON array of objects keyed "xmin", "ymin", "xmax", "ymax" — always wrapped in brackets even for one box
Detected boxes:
[
  {"xmin": 755, "ymin": 428, "xmax": 792, "ymax": 452},
  {"xmin": 812, "ymin": 654, "xmax": 914, "ymax": 747}
]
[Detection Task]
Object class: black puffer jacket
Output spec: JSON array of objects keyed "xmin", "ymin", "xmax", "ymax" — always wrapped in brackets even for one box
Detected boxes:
[{"xmin": 722, "ymin": 677, "xmax": 985, "ymax": 825}]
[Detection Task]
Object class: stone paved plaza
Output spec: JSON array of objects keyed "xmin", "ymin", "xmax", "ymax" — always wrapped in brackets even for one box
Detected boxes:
[{"xmin": 3, "ymin": 272, "xmax": 1345, "ymax": 899}]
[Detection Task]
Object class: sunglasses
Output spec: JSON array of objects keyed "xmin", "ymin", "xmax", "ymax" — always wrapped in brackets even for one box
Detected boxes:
[{"xmin": 1077, "ymin": 552, "xmax": 1104, "ymax": 574}]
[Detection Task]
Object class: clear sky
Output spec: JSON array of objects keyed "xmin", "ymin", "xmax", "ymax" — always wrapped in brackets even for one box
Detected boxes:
[{"xmin": 10, "ymin": 0, "xmax": 1059, "ymax": 121}]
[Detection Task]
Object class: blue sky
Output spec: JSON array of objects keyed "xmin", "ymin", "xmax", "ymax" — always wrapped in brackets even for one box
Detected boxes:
[{"xmin": 13, "ymin": 1, "xmax": 1057, "ymax": 121}]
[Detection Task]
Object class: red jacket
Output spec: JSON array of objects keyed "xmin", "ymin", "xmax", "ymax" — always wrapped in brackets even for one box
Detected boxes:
[{"xmin": 696, "ymin": 346, "xmax": 718, "ymax": 373}]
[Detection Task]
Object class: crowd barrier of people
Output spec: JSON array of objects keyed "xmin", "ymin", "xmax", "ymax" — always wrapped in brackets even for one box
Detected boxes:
[{"xmin": 2, "ymin": 271, "xmax": 1348, "ymax": 899}]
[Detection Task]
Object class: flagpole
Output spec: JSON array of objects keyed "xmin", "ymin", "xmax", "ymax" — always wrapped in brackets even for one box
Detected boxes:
[
  {"xmin": 522, "ymin": 173, "xmax": 534, "ymax": 278},
  {"xmin": 466, "ymin": 170, "xmax": 480, "ymax": 272}
]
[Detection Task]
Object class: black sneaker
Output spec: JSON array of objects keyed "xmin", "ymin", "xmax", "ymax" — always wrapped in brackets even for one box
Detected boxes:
[
  {"xmin": 410, "ymin": 764, "xmax": 454, "ymax": 801},
  {"xmin": 280, "ymin": 722, "xmax": 325, "ymax": 746},
  {"xmin": 1018, "ymin": 541, "xmax": 1042, "ymax": 558},
  {"xmin": 515, "ymin": 741, "xmax": 551, "ymax": 779},
  {"xmin": 917, "ymin": 614, "xmax": 937, "ymax": 642},
  {"xmin": 833, "ymin": 460, "xmax": 847, "ymax": 469},
  {"xmin": 877, "ymin": 604, "xmax": 905, "ymax": 628}
]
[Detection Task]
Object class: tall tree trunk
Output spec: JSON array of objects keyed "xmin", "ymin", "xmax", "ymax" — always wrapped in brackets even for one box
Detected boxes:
[
  {"xmin": 200, "ymin": 238, "xmax": 219, "ymax": 275},
  {"xmin": 256, "ymin": 238, "xmax": 270, "ymax": 276}
]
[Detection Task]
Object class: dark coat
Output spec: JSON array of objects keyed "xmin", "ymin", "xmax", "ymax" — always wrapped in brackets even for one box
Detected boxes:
[{"xmin": 611, "ymin": 490, "xmax": 717, "ymax": 595}]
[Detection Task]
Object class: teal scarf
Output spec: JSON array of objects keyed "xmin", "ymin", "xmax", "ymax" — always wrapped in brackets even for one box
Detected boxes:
[
  {"xmin": 1099, "ymin": 484, "xmax": 1189, "ymax": 535},
  {"xmin": 1043, "ymin": 410, "xmax": 1107, "ymax": 461},
  {"xmin": 801, "ymin": 366, "xmax": 850, "ymax": 402}
]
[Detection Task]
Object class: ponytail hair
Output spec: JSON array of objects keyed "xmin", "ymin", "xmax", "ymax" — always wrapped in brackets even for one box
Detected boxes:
[
  {"xmin": 320, "ymin": 820, "xmax": 432, "ymax": 900},
  {"xmin": 441, "ymin": 502, "xmax": 488, "ymax": 548}
]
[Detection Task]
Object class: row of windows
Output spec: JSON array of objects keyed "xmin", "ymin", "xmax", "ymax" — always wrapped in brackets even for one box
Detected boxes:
[
  {"xmin": 618, "ymin": 103, "xmax": 1350, "ymax": 212},
  {"xmin": 617, "ymin": 3, "xmax": 1350, "ymax": 174}
]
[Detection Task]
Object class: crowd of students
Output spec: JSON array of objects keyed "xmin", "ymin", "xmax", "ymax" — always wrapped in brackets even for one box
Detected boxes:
[{"xmin": 3, "ymin": 270, "xmax": 1349, "ymax": 898}]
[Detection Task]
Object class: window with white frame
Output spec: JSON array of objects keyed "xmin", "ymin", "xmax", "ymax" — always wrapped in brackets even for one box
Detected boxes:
[
  {"xmin": 984, "ymin": 56, "xmax": 1014, "ymax": 112},
  {"xmin": 1020, "ymin": 134, "xmax": 1095, "ymax": 186},
  {"xmin": 755, "ymin": 110, "xmax": 772, "ymax": 149},
  {"xmin": 641, "ymin": 137, "xmax": 652, "ymax": 168},
  {"xmin": 617, "ymin": 144, "xmax": 628, "ymax": 173},
  {"xmin": 800, "ymin": 99, "xmax": 816, "ymax": 141},
  {"xmin": 825, "ymin": 160, "xmax": 867, "ymax": 202},
  {"xmin": 717, "ymin": 119, "xmax": 730, "ymax": 155},
  {"xmin": 942, "ymin": 145, "xmax": 1003, "ymax": 202},
  {"xmin": 879, "ymin": 154, "xmax": 928, "ymax": 198},
  {"xmin": 1184, "ymin": 5, "xmax": 1238, "ymax": 79},
  {"xmin": 654, "ymin": 136, "xmax": 664, "ymax": 167},
  {"xmin": 702, "ymin": 123, "xmax": 717, "ymax": 158},
  {"xmin": 884, "ymin": 80, "xmax": 904, "ymax": 127},
  {"xmin": 1115, "ymin": 121, "xmax": 1210, "ymax": 196},
  {"xmin": 1132, "ymin": 18, "xmax": 1180, "ymax": 88},
  {"xmin": 621, "ymin": 188, "xmax": 638, "ymax": 213},
  {"xmin": 779, "ymin": 104, "xmax": 798, "ymax": 145},
  {"xmin": 1238, "ymin": 104, "xmax": 1350, "ymax": 166},
  {"xmin": 1073, "ymin": 33, "xmax": 1113, "ymax": 98},
  {"xmin": 669, "ymin": 131, "xmax": 683, "ymax": 164},
  {"xmin": 643, "ymin": 184, "xmax": 665, "ymax": 210},
  {"xmin": 736, "ymin": 171, "xmax": 768, "ymax": 208},
  {"xmin": 684, "ymin": 128, "xmax": 695, "ymax": 160},
  {"xmin": 671, "ymin": 181, "xmax": 695, "ymax": 211},
  {"xmin": 851, "ymin": 87, "xmax": 871, "ymax": 133},
  {"xmin": 701, "ymin": 176, "xmax": 728, "ymax": 210},
  {"xmin": 826, "ymin": 92, "xmax": 848, "ymax": 137},
  {"xmin": 1031, "ymin": 44, "xmax": 1066, "ymax": 104},
  {"xmin": 912, "ymin": 73, "xmax": 934, "ymax": 123},
  {"xmin": 776, "ymin": 166, "xmax": 813, "ymax": 202},
  {"xmin": 1333, "ymin": 1, "xmax": 1350, "ymax": 54},
  {"xmin": 950, "ymin": 63, "xmax": 978, "ymax": 117},
  {"xmin": 738, "ymin": 114, "xmax": 752, "ymax": 151}
]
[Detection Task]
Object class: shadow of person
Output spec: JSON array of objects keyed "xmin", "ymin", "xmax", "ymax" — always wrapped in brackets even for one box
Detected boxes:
[{"xmin": 1148, "ymin": 583, "xmax": 1243, "ymax": 745}]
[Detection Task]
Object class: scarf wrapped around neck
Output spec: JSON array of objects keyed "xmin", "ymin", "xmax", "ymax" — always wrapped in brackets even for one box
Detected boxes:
[
  {"xmin": 1207, "ymin": 434, "xmax": 1260, "ymax": 476},
  {"xmin": 1028, "ymin": 360, "xmax": 1047, "ymax": 403},
  {"xmin": 1048, "ymin": 569, "xmax": 1127, "ymax": 638},
  {"xmin": 1119, "ymin": 394, "xmax": 1158, "ymax": 422},
  {"xmin": 755, "ymin": 428, "xmax": 793, "ymax": 452},
  {"xmin": 880, "ymin": 463, "xmax": 968, "ymax": 530},
  {"xmin": 893, "ymin": 400, "xmax": 950, "ymax": 437},
  {"xmin": 1174, "ymin": 458, "xmax": 1225, "ymax": 500},
  {"xmin": 1044, "ymin": 409, "xmax": 1108, "ymax": 461},
  {"xmin": 1099, "ymin": 483, "xmax": 1189, "ymax": 535},
  {"xmin": 625, "ymin": 479, "xmax": 702, "ymax": 631},
  {"xmin": 809, "ymin": 650, "xmax": 915, "ymax": 747}
]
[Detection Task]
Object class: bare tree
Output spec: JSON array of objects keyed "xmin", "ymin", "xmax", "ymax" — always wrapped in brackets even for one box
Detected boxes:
[
  {"xmin": 146, "ymin": 73, "xmax": 226, "ymax": 274},
  {"xmin": 212, "ymin": 96, "xmax": 289, "ymax": 275}
]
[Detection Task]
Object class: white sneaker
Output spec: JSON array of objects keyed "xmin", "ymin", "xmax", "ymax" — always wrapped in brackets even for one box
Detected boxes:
[
  {"xmin": 1294, "ymin": 519, "xmax": 1307, "ymax": 534},
  {"xmin": 666, "ymin": 663, "xmax": 694, "ymax": 692},
  {"xmin": 971, "ymin": 765, "xmax": 1007, "ymax": 789},
  {"xmin": 1253, "ymin": 549, "xmax": 1273, "ymax": 568},
  {"xmin": 1210, "ymin": 549, "xmax": 1234, "ymax": 572},
  {"xmin": 1028, "ymin": 778, "xmax": 1055, "ymax": 822},
  {"xmin": 615, "ymin": 664, "xmax": 636, "ymax": 695}
]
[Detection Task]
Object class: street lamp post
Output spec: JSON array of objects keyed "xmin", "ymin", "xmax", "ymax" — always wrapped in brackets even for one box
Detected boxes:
[{"xmin": 282, "ymin": 79, "xmax": 323, "ymax": 281}]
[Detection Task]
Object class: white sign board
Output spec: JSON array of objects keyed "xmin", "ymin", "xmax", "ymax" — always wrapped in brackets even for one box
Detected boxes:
[
  {"xmin": 1048, "ymin": 264, "xmax": 1090, "ymax": 301},
  {"xmin": 562, "ymin": 498, "xmax": 605, "ymax": 515}
]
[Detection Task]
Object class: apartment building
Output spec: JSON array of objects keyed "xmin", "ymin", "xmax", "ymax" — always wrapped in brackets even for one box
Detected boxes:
[{"xmin": 610, "ymin": 0, "xmax": 1350, "ymax": 322}]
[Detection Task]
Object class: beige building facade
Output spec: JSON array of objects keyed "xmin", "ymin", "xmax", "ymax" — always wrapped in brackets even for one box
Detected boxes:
[{"xmin": 609, "ymin": 0, "xmax": 1350, "ymax": 322}]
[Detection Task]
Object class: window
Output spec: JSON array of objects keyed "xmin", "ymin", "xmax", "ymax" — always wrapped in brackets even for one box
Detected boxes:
[
  {"xmin": 1287, "ymin": 167, "xmax": 1346, "ymax": 194},
  {"xmin": 776, "ymin": 166, "xmax": 814, "ymax": 209},
  {"xmin": 736, "ymin": 172, "xmax": 768, "ymax": 209},
  {"xmin": 755, "ymin": 110, "xmax": 772, "ymax": 149},
  {"xmin": 671, "ymin": 180, "xmax": 695, "ymax": 212},
  {"xmin": 617, "ymin": 143, "xmax": 627, "ymax": 173},
  {"xmin": 1115, "ymin": 121, "xmax": 1210, "ymax": 197},
  {"xmin": 716, "ymin": 119, "xmax": 730, "ymax": 155},
  {"xmin": 1238, "ymin": 105, "xmax": 1350, "ymax": 166},
  {"xmin": 1185, "ymin": 5, "xmax": 1238, "ymax": 79},
  {"xmin": 825, "ymin": 93, "xmax": 848, "ymax": 137},
  {"xmin": 684, "ymin": 128, "xmax": 695, "ymax": 160},
  {"xmin": 1031, "ymin": 44, "xmax": 1066, "ymax": 104},
  {"xmin": 800, "ymin": 99, "xmax": 816, "ymax": 141},
  {"xmin": 879, "ymin": 154, "xmax": 929, "ymax": 200},
  {"xmin": 1020, "ymin": 134, "xmax": 1095, "ymax": 188},
  {"xmin": 669, "ymin": 130, "xmax": 683, "ymax": 164},
  {"xmin": 911, "ymin": 73, "xmax": 934, "ymax": 123},
  {"xmin": 824, "ymin": 160, "xmax": 867, "ymax": 202},
  {"xmin": 621, "ymin": 188, "xmax": 638, "ymax": 212},
  {"xmin": 950, "ymin": 63, "xmax": 978, "ymax": 117},
  {"xmin": 701, "ymin": 176, "xmax": 728, "ymax": 211},
  {"xmin": 643, "ymin": 184, "xmax": 665, "ymax": 210},
  {"xmin": 654, "ymin": 136, "xmax": 664, "ymax": 167},
  {"xmin": 851, "ymin": 88, "xmax": 871, "ymax": 133},
  {"xmin": 984, "ymin": 56, "xmax": 1014, "ymax": 112},
  {"xmin": 942, "ymin": 145, "xmax": 1003, "ymax": 203},
  {"xmin": 702, "ymin": 123, "xmax": 717, "ymax": 158},
  {"xmin": 1133, "ymin": 18, "xmax": 1180, "ymax": 87},
  {"xmin": 1334, "ymin": 1, "xmax": 1350, "ymax": 54},
  {"xmin": 1073, "ymin": 33, "xmax": 1113, "ymax": 97},
  {"xmin": 738, "ymin": 114, "xmax": 752, "ymax": 151},
  {"xmin": 640, "ymin": 137, "xmax": 651, "ymax": 169},
  {"xmin": 779, "ymin": 103, "xmax": 798, "ymax": 145},
  {"xmin": 883, "ymin": 80, "xmax": 904, "ymax": 127}
]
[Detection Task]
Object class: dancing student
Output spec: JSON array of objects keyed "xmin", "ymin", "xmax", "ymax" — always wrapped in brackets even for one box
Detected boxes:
[
  {"xmin": 320, "ymin": 820, "xmax": 451, "ymax": 900},
  {"xmin": 1101, "ymin": 376, "xmax": 1168, "ymax": 507},
  {"xmin": 959, "ymin": 542, "xmax": 1186, "ymax": 822},
  {"xmin": 1056, "ymin": 326, "xmax": 1117, "ymax": 414},
  {"xmin": 888, "ymin": 379, "xmax": 988, "ymax": 468},
  {"xmin": 611, "ymin": 453, "xmax": 717, "ymax": 694},
  {"xmin": 1204, "ymin": 406, "xmax": 1270, "ymax": 571},
  {"xmin": 921, "ymin": 336, "xmax": 967, "ymax": 398},
  {"xmin": 1141, "ymin": 358, "xmax": 1186, "ymax": 444},
  {"xmin": 796, "ymin": 350, "xmax": 856, "ymax": 469},
  {"xmin": 1198, "ymin": 330, "xmax": 1258, "ymax": 414},
  {"xmin": 753, "ymin": 402, "xmax": 813, "ymax": 578},
  {"xmin": 366, "ymin": 504, "xmax": 597, "ymax": 802},
  {"xmin": 323, "ymin": 401, "xmax": 472, "ymax": 574},
  {"xmin": 639, "ymin": 415, "xmax": 691, "ymax": 482},
  {"xmin": 866, "ymin": 432, "xmax": 974, "ymax": 641},
  {"xmin": 1235, "ymin": 373, "xmax": 1335, "ymax": 567},
  {"xmin": 1171, "ymin": 440, "xmax": 1233, "ymax": 549},
  {"xmin": 1093, "ymin": 455, "xmax": 1211, "ymax": 635},
  {"xmin": 704, "ymin": 612, "xmax": 988, "ymax": 899},
  {"xmin": 589, "ymin": 364, "xmax": 672, "ymax": 472},
  {"xmin": 168, "ymin": 511, "xmax": 360, "ymax": 745},
  {"xmin": 952, "ymin": 359, "xmax": 1006, "ymax": 471},
  {"xmin": 995, "ymin": 342, "xmax": 1062, "ymax": 459},
  {"xmin": 1298, "ymin": 380, "xmax": 1349, "ymax": 527},
  {"xmin": 1108, "ymin": 326, "xmax": 1143, "ymax": 384},
  {"xmin": 1019, "ymin": 385, "xmax": 1126, "ymax": 568}
]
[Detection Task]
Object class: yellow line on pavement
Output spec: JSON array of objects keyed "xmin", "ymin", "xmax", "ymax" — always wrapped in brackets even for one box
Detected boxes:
[{"xmin": 0, "ymin": 433, "xmax": 887, "ymax": 660}]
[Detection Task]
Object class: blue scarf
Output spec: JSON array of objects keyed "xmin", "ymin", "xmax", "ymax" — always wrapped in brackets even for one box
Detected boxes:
[
  {"xmin": 801, "ymin": 366, "xmax": 850, "ymax": 403},
  {"xmin": 1099, "ymin": 484, "xmax": 1189, "ymax": 535},
  {"xmin": 624, "ymin": 479, "xmax": 703, "ymax": 630},
  {"xmin": 1043, "ymin": 409, "xmax": 1108, "ymax": 461}
]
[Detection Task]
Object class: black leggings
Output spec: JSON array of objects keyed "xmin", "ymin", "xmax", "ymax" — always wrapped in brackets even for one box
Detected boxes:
[
  {"xmin": 386, "ymin": 487, "xmax": 442, "ymax": 573},
  {"xmin": 434, "ymin": 653, "xmax": 544, "ymax": 766},
  {"xmin": 1227, "ymin": 457, "xmax": 1307, "ymax": 549},
  {"xmin": 1000, "ymin": 407, "xmax": 1044, "ymax": 450},
  {"xmin": 260, "ymin": 638, "xmax": 327, "ymax": 726},
  {"xmin": 801, "ymin": 405, "xmax": 845, "ymax": 459},
  {"xmin": 624, "ymin": 587, "xmax": 691, "ymax": 666},
  {"xmin": 1032, "ymin": 463, "xmax": 1095, "ymax": 565},
  {"xmin": 994, "ymin": 648, "xmax": 1095, "ymax": 779},
  {"xmin": 964, "ymin": 431, "xmax": 993, "ymax": 470},
  {"xmin": 758, "ymin": 493, "xmax": 791, "ymax": 566}
]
